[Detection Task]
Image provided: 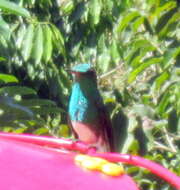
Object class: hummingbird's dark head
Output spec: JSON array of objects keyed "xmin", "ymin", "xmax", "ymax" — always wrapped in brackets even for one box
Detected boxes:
[
  {"xmin": 71, "ymin": 63, "xmax": 92, "ymax": 73},
  {"xmin": 70, "ymin": 63, "xmax": 97, "ymax": 81}
]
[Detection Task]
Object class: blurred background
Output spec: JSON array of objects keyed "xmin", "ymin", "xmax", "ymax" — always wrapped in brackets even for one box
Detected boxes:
[{"xmin": 0, "ymin": 0, "xmax": 179, "ymax": 189}]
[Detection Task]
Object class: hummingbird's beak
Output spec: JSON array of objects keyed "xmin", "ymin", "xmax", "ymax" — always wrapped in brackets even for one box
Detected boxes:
[
  {"xmin": 67, "ymin": 69, "xmax": 79, "ymax": 74},
  {"xmin": 65, "ymin": 69, "xmax": 80, "ymax": 78}
]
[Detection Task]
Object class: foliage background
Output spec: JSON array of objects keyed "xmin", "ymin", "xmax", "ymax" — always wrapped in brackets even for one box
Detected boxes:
[{"xmin": 0, "ymin": 0, "xmax": 179, "ymax": 189}]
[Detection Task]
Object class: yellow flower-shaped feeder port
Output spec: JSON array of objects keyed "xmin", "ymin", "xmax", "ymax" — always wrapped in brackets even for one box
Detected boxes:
[{"xmin": 75, "ymin": 154, "xmax": 124, "ymax": 177}]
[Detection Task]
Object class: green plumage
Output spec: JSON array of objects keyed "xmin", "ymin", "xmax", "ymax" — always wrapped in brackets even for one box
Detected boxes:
[{"xmin": 69, "ymin": 71, "xmax": 102, "ymax": 123}]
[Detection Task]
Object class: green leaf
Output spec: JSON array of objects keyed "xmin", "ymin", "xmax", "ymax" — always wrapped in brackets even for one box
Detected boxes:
[
  {"xmin": 157, "ymin": 10, "xmax": 180, "ymax": 38},
  {"xmin": 20, "ymin": 99, "xmax": 56, "ymax": 107},
  {"xmin": 89, "ymin": 0, "xmax": 101, "ymax": 25},
  {"xmin": 110, "ymin": 40, "xmax": 120, "ymax": 62},
  {"xmin": 0, "ymin": 74, "xmax": 19, "ymax": 83},
  {"xmin": 178, "ymin": 118, "xmax": 180, "ymax": 132},
  {"xmin": 128, "ymin": 139, "xmax": 139, "ymax": 154},
  {"xmin": 0, "ymin": 97, "xmax": 34, "ymax": 119},
  {"xmin": 158, "ymin": 80, "xmax": 178, "ymax": 101},
  {"xmin": 61, "ymin": 1, "xmax": 74, "ymax": 15},
  {"xmin": 125, "ymin": 39, "xmax": 156, "ymax": 66},
  {"xmin": 0, "ymin": 0, "xmax": 30, "ymax": 18},
  {"xmin": 13, "ymin": 127, "xmax": 28, "ymax": 134},
  {"xmin": 97, "ymin": 51, "xmax": 111, "ymax": 72},
  {"xmin": 51, "ymin": 24, "xmax": 66, "ymax": 57},
  {"xmin": 133, "ymin": 39, "xmax": 156, "ymax": 50},
  {"xmin": 126, "ymin": 166, "xmax": 139, "ymax": 174},
  {"xmin": 152, "ymin": 1, "xmax": 177, "ymax": 20},
  {"xmin": 42, "ymin": 25, "xmax": 52, "ymax": 63},
  {"xmin": 97, "ymin": 34, "xmax": 106, "ymax": 54},
  {"xmin": 33, "ymin": 127, "xmax": 49, "ymax": 135},
  {"xmin": 157, "ymin": 91, "xmax": 170, "ymax": 116},
  {"xmin": 155, "ymin": 8, "xmax": 176, "ymax": 34},
  {"xmin": 0, "ymin": 57, "xmax": 6, "ymax": 62},
  {"xmin": 162, "ymin": 47, "xmax": 180, "ymax": 68},
  {"xmin": 125, "ymin": 48, "xmax": 140, "ymax": 66},
  {"xmin": 132, "ymin": 16, "xmax": 145, "ymax": 32},
  {"xmin": 121, "ymin": 134, "xmax": 134, "ymax": 153},
  {"xmin": 154, "ymin": 71, "xmax": 170, "ymax": 91},
  {"xmin": 128, "ymin": 57, "xmax": 163, "ymax": 83},
  {"xmin": 21, "ymin": 24, "xmax": 34, "ymax": 61},
  {"xmin": 31, "ymin": 107, "xmax": 65, "ymax": 115},
  {"xmin": 16, "ymin": 25, "xmax": 27, "ymax": 49},
  {"xmin": 0, "ymin": 34, "xmax": 8, "ymax": 49},
  {"xmin": 117, "ymin": 11, "xmax": 140, "ymax": 32},
  {"xmin": 58, "ymin": 68, "xmax": 71, "ymax": 90},
  {"xmin": 58, "ymin": 124, "xmax": 70, "ymax": 137},
  {"xmin": 0, "ymin": 86, "xmax": 37, "ymax": 96},
  {"xmin": 1, "ymin": 127, "xmax": 13, "ymax": 132},
  {"xmin": 0, "ymin": 16, "xmax": 11, "ymax": 40},
  {"xmin": 32, "ymin": 24, "xmax": 43, "ymax": 64}
]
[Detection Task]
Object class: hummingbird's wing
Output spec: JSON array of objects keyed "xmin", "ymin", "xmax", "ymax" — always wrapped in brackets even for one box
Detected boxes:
[
  {"xmin": 95, "ymin": 99, "xmax": 115, "ymax": 152},
  {"xmin": 67, "ymin": 115, "xmax": 78, "ymax": 138}
]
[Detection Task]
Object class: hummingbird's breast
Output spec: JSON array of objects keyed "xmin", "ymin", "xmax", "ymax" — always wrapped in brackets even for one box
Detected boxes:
[{"xmin": 68, "ymin": 82, "xmax": 99, "ymax": 123}]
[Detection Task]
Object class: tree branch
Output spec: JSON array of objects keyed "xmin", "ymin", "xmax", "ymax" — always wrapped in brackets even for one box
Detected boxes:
[
  {"xmin": 99, "ymin": 62, "xmax": 124, "ymax": 79},
  {"xmin": 154, "ymin": 141, "xmax": 177, "ymax": 153}
]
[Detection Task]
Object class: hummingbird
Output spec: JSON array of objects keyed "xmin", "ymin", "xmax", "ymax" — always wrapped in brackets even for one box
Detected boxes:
[{"xmin": 68, "ymin": 63, "xmax": 114, "ymax": 152}]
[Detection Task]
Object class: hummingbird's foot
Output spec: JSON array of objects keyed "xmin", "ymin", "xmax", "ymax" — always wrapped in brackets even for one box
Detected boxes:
[{"xmin": 71, "ymin": 139, "xmax": 97, "ymax": 153}]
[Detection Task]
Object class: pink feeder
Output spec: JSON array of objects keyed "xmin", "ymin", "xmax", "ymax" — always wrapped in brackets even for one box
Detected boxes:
[{"xmin": 0, "ymin": 132, "xmax": 179, "ymax": 190}]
